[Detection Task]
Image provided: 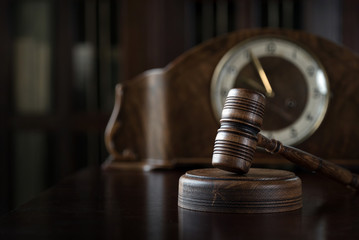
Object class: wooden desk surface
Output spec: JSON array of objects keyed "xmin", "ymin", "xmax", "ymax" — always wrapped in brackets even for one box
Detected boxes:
[{"xmin": 0, "ymin": 167, "xmax": 358, "ymax": 239}]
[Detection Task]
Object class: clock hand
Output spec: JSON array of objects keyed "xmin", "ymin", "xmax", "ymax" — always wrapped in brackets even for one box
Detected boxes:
[
  {"xmin": 250, "ymin": 50, "xmax": 275, "ymax": 97},
  {"xmin": 237, "ymin": 76, "xmax": 266, "ymax": 93}
]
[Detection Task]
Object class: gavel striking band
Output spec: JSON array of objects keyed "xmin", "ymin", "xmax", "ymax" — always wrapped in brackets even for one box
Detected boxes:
[{"xmin": 212, "ymin": 88, "xmax": 359, "ymax": 190}]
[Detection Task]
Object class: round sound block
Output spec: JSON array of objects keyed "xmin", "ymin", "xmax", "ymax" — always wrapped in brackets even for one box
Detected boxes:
[{"xmin": 178, "ymin": 168, "xmax": 302, "ymax": 213}]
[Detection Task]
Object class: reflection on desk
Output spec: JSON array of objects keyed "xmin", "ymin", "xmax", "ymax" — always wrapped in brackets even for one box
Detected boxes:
[{"xmin": 0, "ymin": 167, "xmax": 358, "ymax": 239}]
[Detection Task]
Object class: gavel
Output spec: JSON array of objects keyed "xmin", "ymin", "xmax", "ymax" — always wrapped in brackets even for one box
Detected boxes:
[{"xmin": 212, "ymin": 88, "xmax": 359, "ymax": 190}]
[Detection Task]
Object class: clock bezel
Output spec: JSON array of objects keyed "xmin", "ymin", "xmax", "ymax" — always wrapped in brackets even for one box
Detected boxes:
[{"xmin": 210, "ymin": 35, "xmax": 330, "ymax": 146}]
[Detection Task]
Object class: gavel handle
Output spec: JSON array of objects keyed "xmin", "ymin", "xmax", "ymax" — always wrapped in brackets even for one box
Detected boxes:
[{"xmin": 257, "ymin": 134, "xmax": 359, "ymax": 190}]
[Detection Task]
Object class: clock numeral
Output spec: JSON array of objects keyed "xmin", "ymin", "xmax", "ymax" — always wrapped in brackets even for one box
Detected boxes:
[
  {"xmin": 227, "ymin": 66, "xmax": 238, "ymax": 75},
  {"xmin": 221, "ymin": 88, "xmax": 228, "ymax": 97},
  {"xmin": 244, "ymin": 49, "xmax": 250, "ymax": 60},
  {"xmin": 306, "ymin": 114, "xmax": 314, "ymax": 121},
  {"xmin": 313, "ymin": 88, "xmax": 321, "ymax": 99},
  {"xmin": 290, "ymin": 128, "xmax": 298, "ymax": 138},
  {"xmin": 266, "ymin": 42, "xmax": 276, "ymax": 54},
  {"xmin": 307, "ymin": 66, "xmax": 316, "ymax": 77}
]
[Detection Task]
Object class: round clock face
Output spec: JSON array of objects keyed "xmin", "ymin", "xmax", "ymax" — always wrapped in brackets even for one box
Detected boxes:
[{"xmin": 211, "ymin": 36, "xmax": 330, "ymax": 145}]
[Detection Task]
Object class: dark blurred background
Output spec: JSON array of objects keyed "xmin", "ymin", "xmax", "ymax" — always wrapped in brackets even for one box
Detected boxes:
[{"xmin": 1, "ymin": 0, "xmax": 359, "ymax": 215}]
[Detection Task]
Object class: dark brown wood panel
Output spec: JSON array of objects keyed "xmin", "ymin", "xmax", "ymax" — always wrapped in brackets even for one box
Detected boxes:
[
  {"xmin": 343, "ymin": 0, "xmax": 359, "ymax": 54},
  {"xmin": 120, "ymin": 0, "xmax": 186, "ymax": 81}
]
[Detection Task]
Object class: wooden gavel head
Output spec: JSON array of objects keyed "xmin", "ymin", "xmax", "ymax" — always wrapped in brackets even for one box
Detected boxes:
[
  {"xmin": 212, "ymin": 88, "xmax": 266, "ymax": 174},
  {"xmin": 182, "ymin": 89, "xmax": 358, "ymax": 215}
]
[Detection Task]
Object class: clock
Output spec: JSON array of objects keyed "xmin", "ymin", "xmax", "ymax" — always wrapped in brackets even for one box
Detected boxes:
[
  {"xmin": 103, "ymin": 29, "xmax": 359, "ymax": 170},
  {"xmin": 211, "ymin": 36, "xmax": 330, "ymax": 145}
]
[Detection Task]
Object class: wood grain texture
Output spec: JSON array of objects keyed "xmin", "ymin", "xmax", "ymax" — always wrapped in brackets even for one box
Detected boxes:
[
  {"xmin": 178, "ymin": 168, "xmax": 302, "ymax": 213},
  {"xmin": 104, "ymin": 28, "xmax": 359, "ymax": 170},
  {"xmin": 258, "ymin": 134, "xmax": 359, "ymax": 190},
  {"xmin": 212, "ymin": 88, "xmax": 359, "ymax": 190},
  {"xmin": 212, "ymin": 88, "xmax": 265, "ymax": 174}
]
